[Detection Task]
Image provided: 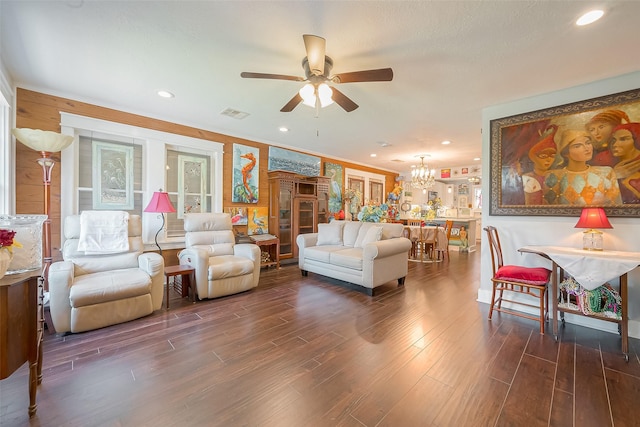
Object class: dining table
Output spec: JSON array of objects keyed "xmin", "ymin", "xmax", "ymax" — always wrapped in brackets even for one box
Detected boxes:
[{"xmin": 404, "ymin": 225, "xmax": 448, "ymax": 262}]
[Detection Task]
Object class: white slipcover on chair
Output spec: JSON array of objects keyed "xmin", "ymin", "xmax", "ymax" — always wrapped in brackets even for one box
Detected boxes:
[
  {"xmin": 49, "ymin": 214, "xmax": 164, "ymax": 333},
  {"xmin": 178, "ymin": 213, "xmax": 261, "ymax": 300}
]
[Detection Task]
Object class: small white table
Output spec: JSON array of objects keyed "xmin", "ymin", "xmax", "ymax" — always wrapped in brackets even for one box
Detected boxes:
[{"xmin": 519, "ymin": 245, "xmax": 640, "ymax": 361}]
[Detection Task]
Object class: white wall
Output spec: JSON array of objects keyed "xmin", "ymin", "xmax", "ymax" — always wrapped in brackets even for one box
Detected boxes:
[{"xmin": 480, "ymin": 71, "xmax": 640, "ymax": 338}]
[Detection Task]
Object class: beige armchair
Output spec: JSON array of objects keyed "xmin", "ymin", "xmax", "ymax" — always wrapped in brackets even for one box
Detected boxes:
[
  {"xmin": 48, "ymin": 214, "xmax": 164, "ymax": 333},
  {"xmin": 178, "ymin": 213, "xmax": 261, "ymax": 300}
]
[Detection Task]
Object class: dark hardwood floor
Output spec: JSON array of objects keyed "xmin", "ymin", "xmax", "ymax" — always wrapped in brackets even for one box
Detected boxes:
[{"xmin": 2, "ymin": 246, "xmax": 639, "ymax": 427}]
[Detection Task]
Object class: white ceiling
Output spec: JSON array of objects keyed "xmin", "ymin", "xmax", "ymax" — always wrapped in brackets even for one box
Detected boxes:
[{"xmin": 2, "ymin": 1, "xmax": 639, "ymax": 175}]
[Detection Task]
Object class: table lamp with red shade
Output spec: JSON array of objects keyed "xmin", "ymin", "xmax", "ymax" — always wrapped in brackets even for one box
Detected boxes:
[
  {"xmin": 144, "ymin": 190, "xmax": 176, "ymax": 256},
  {"xmin": 574, "ymin": 207, "xmax": 612, "ymax": 251}
]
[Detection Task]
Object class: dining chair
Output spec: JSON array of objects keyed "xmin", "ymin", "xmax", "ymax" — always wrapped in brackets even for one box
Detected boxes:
[
  {"xmin": 441, "ymin": 220, "xmax": 454, "ymax": 259},
  {"xmin": 484, "ymin": 226, "xmax": 551, "ymax": 334},
  {"xmin": 407, "ymin": 219, "xmax": 422, "ymax": 227},
  {"xmin": 422, "ymin": 225, "xmax": 439, "ymax": 261},
  {"xmin": 402, "ymin": 226, "xmax": 416, "ymax": 259}
]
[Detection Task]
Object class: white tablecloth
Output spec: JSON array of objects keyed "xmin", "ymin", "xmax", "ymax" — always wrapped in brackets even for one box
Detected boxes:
[
  {"xmin": 520, "ymin": 245, "xmax": 640, "ymax": 290},
  {"xmin": 405, "ymin": 226, "xmax": 448, "ymax": 252}
]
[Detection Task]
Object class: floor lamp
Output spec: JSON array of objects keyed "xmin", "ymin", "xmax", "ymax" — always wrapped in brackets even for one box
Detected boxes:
[
  {"xmin": 12, "ymin": 128, "xmax": 74, "ymax": 291},
  {"xmin": 144, "ymin": 190, "xmax": 176, "ymax": 257}
]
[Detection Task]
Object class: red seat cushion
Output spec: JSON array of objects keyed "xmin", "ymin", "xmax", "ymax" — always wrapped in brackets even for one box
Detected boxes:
[{"xmin": 495, "ymin": 265, "xmax": 550, "ymax": 285}]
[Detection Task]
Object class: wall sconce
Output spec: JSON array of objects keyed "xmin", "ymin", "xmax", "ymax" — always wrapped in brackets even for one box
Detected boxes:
[{"xmin": 574, "ymin": 207, "xmax": 612, "ymax": 251}]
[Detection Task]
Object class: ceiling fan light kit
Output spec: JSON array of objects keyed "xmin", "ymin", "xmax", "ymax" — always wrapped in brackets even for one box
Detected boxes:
[{"xmin": 241, "ymin": 34, "xmax": 393, "ymax": 114}]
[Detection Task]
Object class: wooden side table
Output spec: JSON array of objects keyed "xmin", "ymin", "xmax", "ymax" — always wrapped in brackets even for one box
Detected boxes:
[
  {"xmin": 163, "ymin": 265, "xmax": 196, "ymax": 308},
  {"xmin": 0, "ymin": 272, "xmax": 42, "ymax": 417},
  {"xmin": 253, "ymin": 237, "xmax": 280, "ymax": 269}
]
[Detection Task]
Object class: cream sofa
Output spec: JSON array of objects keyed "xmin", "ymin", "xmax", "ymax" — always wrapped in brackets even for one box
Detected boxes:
[
  {"xmin": 178, "ymin": 213, "xmax": 261, "ymax": 300},
  {"xmin": 296, "ymin": 220, "xmax": 412, "ymax": 295},
  {"xmin": 49, "ymin": 214, "xmax": 164, "ymax": 334}
]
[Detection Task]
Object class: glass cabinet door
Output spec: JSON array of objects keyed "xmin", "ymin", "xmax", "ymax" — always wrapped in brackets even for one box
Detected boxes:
[
  {"xmin": 297, "ymin": 199, "xmax": 315, "ymax": 235},
  {"xmin": 317, "ymin": 181, "xmax": 330, "ymax": 225},
  {"xmin": 278, "ymin": 187, "xmax": 292, "ymax": 257}
]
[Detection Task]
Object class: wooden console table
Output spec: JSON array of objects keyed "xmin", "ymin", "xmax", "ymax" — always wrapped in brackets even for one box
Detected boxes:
[
  {"xmin": 0, "ymin": 271, "xmax": 43, "ymax": 417},
  {"xmin": 519, "ymin": 245, "xmax": 640, "ymax": 361}
]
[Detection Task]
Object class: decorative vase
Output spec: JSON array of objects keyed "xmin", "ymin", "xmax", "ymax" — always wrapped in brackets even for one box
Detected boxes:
[
  {"xmin": 0, "ymin": 248, "xmax": 11, "ymax": 279},
  {"xmin": 0, "ymin": 215, "xmax": 47, "ymax": 275}
]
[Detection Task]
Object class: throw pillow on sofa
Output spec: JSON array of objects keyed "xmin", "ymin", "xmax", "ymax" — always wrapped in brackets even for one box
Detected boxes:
[
  {"xmin": 355, "ymin": 226, "xmax": 383, "ymax": 248},
  {"xmin": 317, "ymin": 222, "xmax": 345, "ymax": 246}
]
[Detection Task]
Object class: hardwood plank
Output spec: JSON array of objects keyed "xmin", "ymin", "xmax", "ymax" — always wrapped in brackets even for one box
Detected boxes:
[
  {"xmin": 574, "ymin": 344, "xmax": 612, "ymax": 427},
  {"xmin": 497, "ymin": 354, "xmax": 556, "ymax": 426},
  {"xmin": 605, "ymin": 368, "xmax": 640, "ymax": 427}
]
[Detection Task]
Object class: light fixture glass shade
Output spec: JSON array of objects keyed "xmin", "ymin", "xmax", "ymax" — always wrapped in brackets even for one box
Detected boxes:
[
  {"xmin": 144, "ymin": 191, "xmax": 176, "ymax": 213},
  {"xmin": 317, "ymin": 83, "xmax": 334, "ymax": 107},
  {"xmin": 299, "ymin": 83, "xmax": 316, "ymax": 107},
  {"xmin": 575, "ymin": 207, "xmax": 612, "ymax": 251},
  {"xmin": 12, "ymin": 128, "xmax": 74, "ymax": 153},
  {"xmin": 411, "ymin": 155, "xmax": 436, "ymax": 191}
]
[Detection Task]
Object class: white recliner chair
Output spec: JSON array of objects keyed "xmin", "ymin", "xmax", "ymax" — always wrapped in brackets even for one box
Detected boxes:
[
  {"xmin": 48, "ymin": 214, "xmax": 164, "ymax": 333},
  {"xmin": 178, "ymin": 213, "xmax": 261, "ymax": 300}
]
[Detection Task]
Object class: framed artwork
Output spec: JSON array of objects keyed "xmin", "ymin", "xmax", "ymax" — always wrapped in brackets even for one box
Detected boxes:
[
  {"xmin": 428, "ymin": 191, "xmax": 438, "ymax": 201},
  {"xmin": 232, "ymin": 144, "xmax": 259, "ymax": 203},
  {"xmin": 458, "ymin": 184, "xmax": 469, "ymax": 196},
  {"xmin": 369, "ymin": 180, "xmax": 384, "ymax": 205},
  {"xmin": 490, "ymin": 88, "xmax": 640, "ymax": 217},
  {"xmin": 461, "ymin": 167, "xmax": 469, "ymax": 175},
  {"xmin": 348, "ymin": 177, "xmax": 365, "ymax": 207},
  {"xmin": 178, "ymin": 154, "xmax": 207, "ymax": 218},
  {"xmin": 248, "ymin": 207, "xmax": 268, "ymax": 235},
  {"xmin": 324, "ymin": 162, "xmax": 343, "ymax": 213},
  {"xmin": 268, "ymin": 146, "xmax": 320, "ymax": 176},
  {"xmin": 440, "ymin": 168, "xmax": 451, "ymax": 179},
  {"xmin": 226, "ymin": 207, "xmax": 248, "ymax": 225},
  {"xmin": 92, "ymin": 140, "xmax": 134, "ymax": 210}
]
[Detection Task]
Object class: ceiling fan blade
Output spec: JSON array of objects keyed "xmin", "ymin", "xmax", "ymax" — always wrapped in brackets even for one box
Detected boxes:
[
  {"xmin": 241, "ymin": 72, "xmax": 304, "ymax": 82},
  {"xmin": 332, "ymin": 68, "xmax": 394, "ymax": 83},
  {"xmin": 303, "ymin": 34, "xmax": 326, "ymax": 76},
  {"xmin": 280, "ymin": 93, "xmax": 303, "ymax": 112},
  {"xmin": 330, "ymin": 87, "xmax": 359, "ymax": 112}
]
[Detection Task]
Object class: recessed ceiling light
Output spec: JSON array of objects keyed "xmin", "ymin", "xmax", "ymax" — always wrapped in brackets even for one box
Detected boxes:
[
  {"xmin": 279, "ymin": 127, "xmax": 289, "ymax": 132},
  {"xmin": 370, "ymin": 154, "xmax": 377, "ymax": 157},
  {"xmin": 473, "ymin": 157, "xmax": 480, "ymax": 161},
  {"xmin": 157, "ymin": 90, "xmax": 174, "ymax": 98},
  {"xmin": 576, "ymin": 10, "xmax": 604, "ymax": 26},
  {"xmin": 441, "ymin": 140, "xmax": 451, "ymax": 145}
]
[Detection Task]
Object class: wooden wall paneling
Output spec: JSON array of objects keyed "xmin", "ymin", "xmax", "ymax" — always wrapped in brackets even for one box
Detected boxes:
[{"xmin": 15, "ymin": 88, "xmax": 399, "ymax": 261}]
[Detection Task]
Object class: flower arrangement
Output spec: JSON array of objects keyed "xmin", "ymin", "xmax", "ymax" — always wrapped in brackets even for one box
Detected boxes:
[
  {"xmin": 387, "ymin": 184, "xmax": 403, "ymax": 203},
  {"xmin": 358, "ymin": 203, "xmax": 390, "ymax": 222},
  {"xmin": 0, "ymin": 229, "xmax": 21, "ymax": 254}
]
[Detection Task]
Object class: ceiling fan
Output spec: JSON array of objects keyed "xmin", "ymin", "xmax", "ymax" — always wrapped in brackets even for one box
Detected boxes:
[{"xmin": 240, "ymin": 34, "xmax": 393, "ymax": 113}]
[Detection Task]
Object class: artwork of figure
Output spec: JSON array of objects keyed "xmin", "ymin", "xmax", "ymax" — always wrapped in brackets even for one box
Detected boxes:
[
  {"xmin": 459, "ymin": 226, "xmax": 469, "ymax": 252},
  {"xmin": 610, "ymin": 123, "xmax": 640, "ymax": 204},
  {"xmin": 585, "ymin": 109, "xmax": 630, "ymax": 167},
  {"xmin": 521, "ymin": 126, "xmax": 558, "ymax": 205},
  {"xmin": 543, "ymin": 130, "xmax": 622, "ymax": 206}
]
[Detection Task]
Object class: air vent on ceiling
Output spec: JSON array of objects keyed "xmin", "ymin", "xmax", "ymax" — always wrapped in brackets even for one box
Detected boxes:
[
  {"xmin": 220, "ymin": 108, "xmax": 249, "ymax": 120},
  {"xmin": 391, "ymin": 159, "xmax": 405, "ymax": 162}
]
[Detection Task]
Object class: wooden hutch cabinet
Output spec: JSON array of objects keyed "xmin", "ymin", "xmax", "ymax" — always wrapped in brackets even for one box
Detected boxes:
[{"xmin": 268, "ymin": 171, "xmax": 330, "ymax": 260}]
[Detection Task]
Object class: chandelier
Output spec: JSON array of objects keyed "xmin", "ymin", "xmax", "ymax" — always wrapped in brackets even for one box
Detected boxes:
[
  {"xmin": 411, "ymin": 155, "xmax": 436, "ymax": 193},
  {"xmin": 468, "ymin": 176, "xmax": 481, "ymax": 185}
]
